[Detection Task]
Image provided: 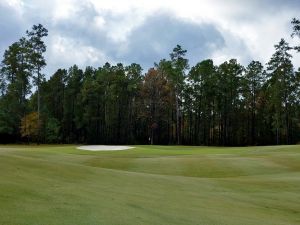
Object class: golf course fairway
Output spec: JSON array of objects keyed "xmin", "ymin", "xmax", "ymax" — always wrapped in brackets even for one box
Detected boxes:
[{"xmin": 0, "ymin": 145, "xmax": 299, "ymax": 225}]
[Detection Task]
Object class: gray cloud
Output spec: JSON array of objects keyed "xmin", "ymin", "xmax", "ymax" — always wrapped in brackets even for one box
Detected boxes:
[
  {"xmin": 35, "ymin": 8, "xmax": 227, "ymax": 74},
  {"xmin": 0, "ymin": 3, "xmax": 24, "ymax": 53},
  {"xmin": 115, "ymin": 13, "xmax": 225, "ymax": 68},
  {"xmin": 262, "ymin": 0, "xmax": 300, "ymax": 8}
]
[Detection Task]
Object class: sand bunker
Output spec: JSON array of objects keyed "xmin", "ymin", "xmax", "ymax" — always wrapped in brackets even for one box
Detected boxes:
[{"xmin": 77, "ymin": 145, "xmax": 135, "ymax": 151}]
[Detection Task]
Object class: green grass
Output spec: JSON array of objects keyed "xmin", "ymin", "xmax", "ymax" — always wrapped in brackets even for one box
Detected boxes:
[{"xmin": 0, "ymin": 145, "xmax": 300, "ymax": 225}]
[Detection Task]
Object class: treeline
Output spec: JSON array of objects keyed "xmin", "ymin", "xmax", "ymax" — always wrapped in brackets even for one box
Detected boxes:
[{"xmin": 1, "ymin": 20, "xmax": 300, "ymax": 146}]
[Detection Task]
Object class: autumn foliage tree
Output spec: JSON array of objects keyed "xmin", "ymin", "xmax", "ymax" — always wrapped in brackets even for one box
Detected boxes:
[
  {"xmin": 139, "ymin": 68, "xmax": 173, "ymax": 144},
  {"xmin": 20, "ymin": 112, "xmax": 40, "ymax": 142}
]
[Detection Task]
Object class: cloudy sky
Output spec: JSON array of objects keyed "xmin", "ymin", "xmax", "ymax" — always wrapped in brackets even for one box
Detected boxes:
[{"xmin": 1, "ymin": 0, "xmax": 300, "ymax": 76}]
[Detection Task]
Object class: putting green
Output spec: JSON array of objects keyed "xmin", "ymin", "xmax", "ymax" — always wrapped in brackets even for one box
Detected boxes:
[{"xmin": 0, "ymin": 145, "xmax": 299, "ymax": 225}]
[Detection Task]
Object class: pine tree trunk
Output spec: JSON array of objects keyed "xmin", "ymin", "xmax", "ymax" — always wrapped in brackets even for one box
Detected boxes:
[
  {"xmin": 175, "ymin": 89, "xmax": 180, "ymax": 145},
  {"xmin": 37, "ymin": 67, "xmax": 40, "ymax": 145}
]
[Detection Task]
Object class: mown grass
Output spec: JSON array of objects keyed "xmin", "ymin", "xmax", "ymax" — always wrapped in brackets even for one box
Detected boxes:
[{"xmin": 0, "ymin": 145, "xmax": 299, "ymax": 225}]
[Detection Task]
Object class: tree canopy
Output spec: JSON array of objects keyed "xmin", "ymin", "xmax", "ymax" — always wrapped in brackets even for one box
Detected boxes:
[{"xmin": 1, "ymin": 21, "xmax": 300, "ymax": 146}]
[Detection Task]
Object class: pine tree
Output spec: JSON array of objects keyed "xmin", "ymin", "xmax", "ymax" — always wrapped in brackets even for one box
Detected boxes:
[
  {"xmin": 26, "ymin": 24, "xmax": 48, "ymax": 144},
  {"xmin": 266, "ymin": 39, "xmax": 295, "ymax": 144},
  {"xmin": 169, "ymin": 45, "xmax": 189, "ymax": 144}
]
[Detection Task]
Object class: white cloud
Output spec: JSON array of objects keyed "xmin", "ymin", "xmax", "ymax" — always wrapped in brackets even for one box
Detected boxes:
[
  {"xmin": 52, "ymin": 0, "xmax": 79, "ymax": 21},
  {"xmin": 2, "ymin": 0, "xmax": 24, "ymax": 12},
  {"xmin": 48, "ymin": 35, "xmax": 110, "ymax": 71},
  {"xmin": 93, "ymin": 16, "xmax": 106, "ymax": 29}
]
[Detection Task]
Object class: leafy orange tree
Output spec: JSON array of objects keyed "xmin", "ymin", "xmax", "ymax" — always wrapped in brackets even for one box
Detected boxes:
[
  {"xmin": 20, "ymin": 112, "xmax": 40, "ymax": 142},
  {"xmin": 139, "ymin": 68, "xmax": 173, "ymax": 144}
]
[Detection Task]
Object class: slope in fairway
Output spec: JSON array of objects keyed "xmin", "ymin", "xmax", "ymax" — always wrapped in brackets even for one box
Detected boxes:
[{"xmin": 0, "ymin": 145, "xmax": 300, "ymax": 225}]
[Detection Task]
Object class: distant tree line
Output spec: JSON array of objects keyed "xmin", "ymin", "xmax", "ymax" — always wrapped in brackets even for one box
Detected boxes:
[{"xmin": 1, "ymin": 20, "xmax": 300, "ymax": 146}]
